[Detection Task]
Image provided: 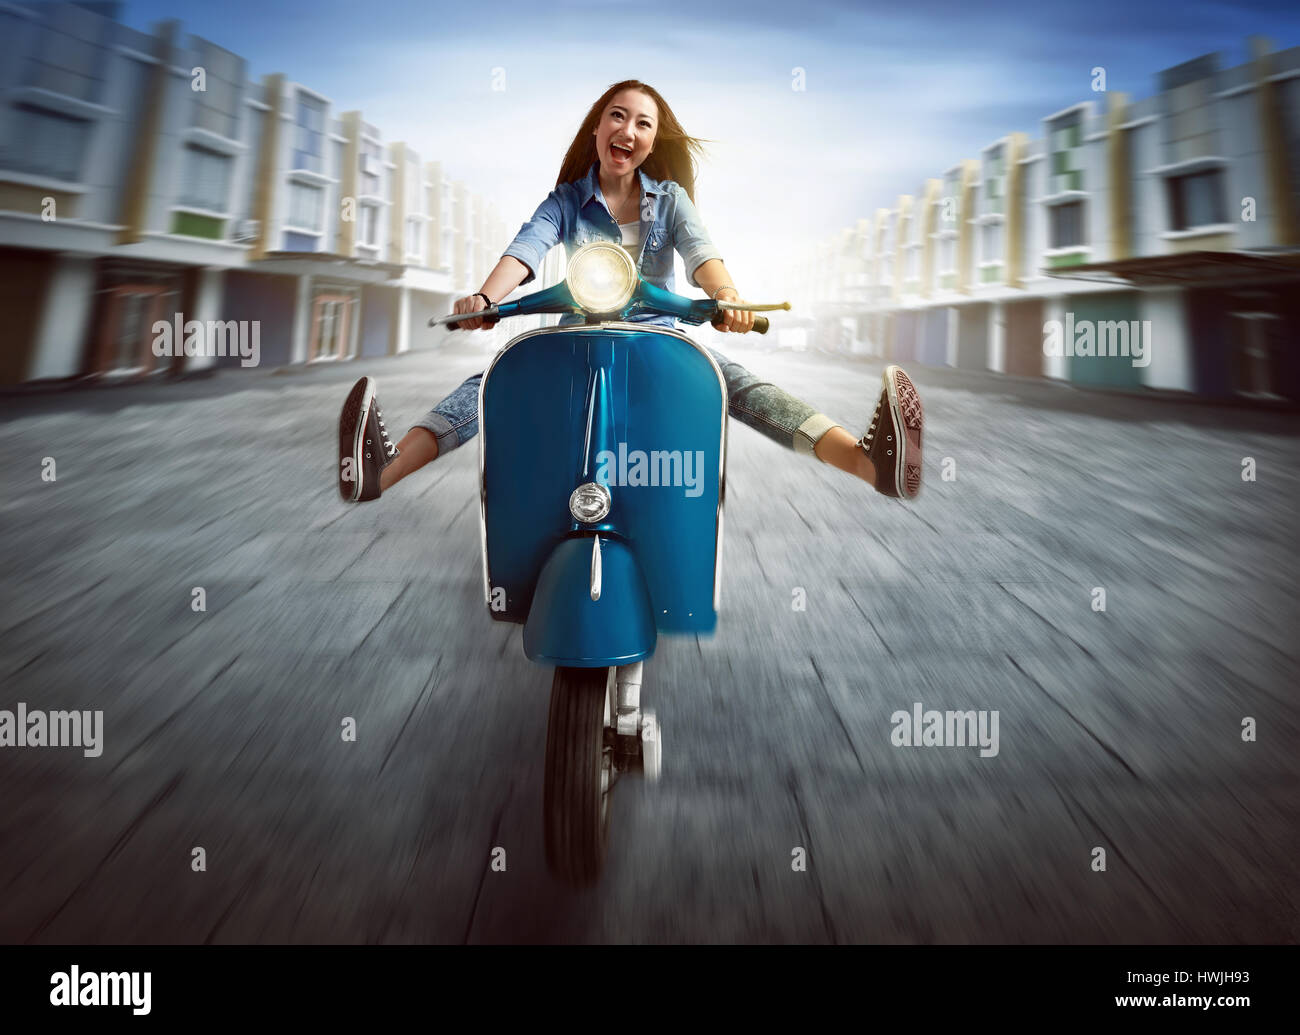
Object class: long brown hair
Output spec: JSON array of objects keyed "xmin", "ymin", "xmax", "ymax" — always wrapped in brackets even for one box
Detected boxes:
[{"xmin": 555, "ymin": 80, "xmax": 710, "ymax": 204}]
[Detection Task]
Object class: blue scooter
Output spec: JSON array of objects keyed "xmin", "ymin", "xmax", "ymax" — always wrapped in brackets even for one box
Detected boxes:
[{"xmin": 431, "ymin": 242, "xmax": 789, "ymax": 886}]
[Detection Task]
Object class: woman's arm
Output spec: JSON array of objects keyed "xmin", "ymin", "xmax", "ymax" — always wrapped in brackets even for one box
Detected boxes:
[
  {"xmin": 451, "ymin": 255, "xmax": 532, "ymax": 331},
  {"xmin": 671, "ymin": 185, "xmax": 754, "ymax": 333},
  {"xmin": 452, "ymin": 190, "xmax": 563, "ymax": 331},
  {"xmin": 691, "ymin": 258, "xmax": 755, "ymax": 334},
  {"xmin": 482, "ymin": 255, "xmax": 532, "ymax": 302}
]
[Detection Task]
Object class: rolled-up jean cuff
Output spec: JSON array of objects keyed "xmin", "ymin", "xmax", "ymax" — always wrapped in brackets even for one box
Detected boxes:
[
  {"xmin": 410, "ymin": 411, "xmax": 463, "ymax": 457},
  {"xmin": 793, "ymin": 413, "xmax": 841, "ymax": 457}
]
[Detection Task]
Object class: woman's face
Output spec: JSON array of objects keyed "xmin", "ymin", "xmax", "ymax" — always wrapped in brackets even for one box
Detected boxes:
[{"xmin": 593, "ymin": 89, "xmax": 658, "ymax": 174}]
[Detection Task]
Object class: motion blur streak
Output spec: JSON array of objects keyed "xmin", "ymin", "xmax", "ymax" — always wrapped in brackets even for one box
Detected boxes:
[{"xmin": 1, "ymin": 337, "xmax": 1296, "ymax": 942}]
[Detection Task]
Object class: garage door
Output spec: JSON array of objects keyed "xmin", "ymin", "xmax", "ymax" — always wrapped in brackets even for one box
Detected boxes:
[{"xmin": 1068, "ymin": 291, "xmax": 1144, "ymax": 389}]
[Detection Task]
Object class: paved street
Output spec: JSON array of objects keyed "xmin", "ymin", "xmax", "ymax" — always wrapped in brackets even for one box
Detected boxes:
[{"xmin": 1, "ymin": 330, "xmax": 1297, "ymax": 944}]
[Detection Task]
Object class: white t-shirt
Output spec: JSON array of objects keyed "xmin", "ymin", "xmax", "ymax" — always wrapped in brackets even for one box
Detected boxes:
[{"xmin": 618, "ymin": 220, "xmax": 642, "ymax": 251}]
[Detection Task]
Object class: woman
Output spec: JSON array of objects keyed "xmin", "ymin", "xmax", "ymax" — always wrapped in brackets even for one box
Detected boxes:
[{"xmin": 338, "ymin": 80, "xmax": 923, "ymax": 504}]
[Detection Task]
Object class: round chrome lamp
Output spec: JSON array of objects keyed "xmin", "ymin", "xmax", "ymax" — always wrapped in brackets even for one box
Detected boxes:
[
  {"xmin": 567, "ymin": 241, "xmax": 636, "ymax": 315},
  {"xmin": 569, "ymin": 481, "xmax": 612, "ymax": 523}
]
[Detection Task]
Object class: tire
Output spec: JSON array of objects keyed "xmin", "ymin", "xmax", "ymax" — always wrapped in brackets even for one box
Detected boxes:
[{"xmin": 543, "ymin": 666, "xmax": 614, "ymax": 887}]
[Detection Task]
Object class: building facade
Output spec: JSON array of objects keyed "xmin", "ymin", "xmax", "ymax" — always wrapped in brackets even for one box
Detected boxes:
[
  {"xmin": 0, "ymin": 1, "xmax": 511, "ymax": 385},
  {"xmin": 804, "ymin": 39, "xmax": 1300, "ymax": 402}
]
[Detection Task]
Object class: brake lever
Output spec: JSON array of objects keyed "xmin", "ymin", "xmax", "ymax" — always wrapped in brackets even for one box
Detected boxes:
[{"xmin": 714, "ymin": 300, "xmax": 792, "ymax": 313}]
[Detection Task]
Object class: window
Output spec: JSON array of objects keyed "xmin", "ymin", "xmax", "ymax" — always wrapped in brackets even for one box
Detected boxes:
[
  {"xmin": 288, "ymin": 181, "xmax": 322, "ymax": 231},
  {"xmin": 26, "ymin": 5, "xmax": 108, "ymax": 103},
  {"xmin": 905, "ymin": 246, "xmax": 920, "ymax": 279},
  {"xmin": 359, "ymin": 203, "xmax": 378, "ymax": 246},
  {"xmin": 1049, "ymin": 113, "xmax": 1084, "ymax": 194},
  {"xmin": 984, "ymin": 149, "xmax": 1005, "ymax": 216},
  {"xmin": 405, "ymin": 218, "xmax": 421, "ymax": 259},
  {"xmin": 4, "ymin": 104, "xmax": 91, "ymax": 181},
  {"xmin": 981, "ymin": 222, "xmax": 1003, "ymax": 262},
  {"xmin": 195, "ymin": 76, "xmax": 239, "ymax": 138},
  {"xmin": 243, "ymin": 107, "xmax": 262, "ymax": 217},
  {"xmin": 360, "ymin": 141, "xmax": 381, "ymax": 195},
  {"xmin": 405, "ymin": 156, "xmax": 420, "ymax": 212},
  {"xmin": 178, "ymin": 145, "xmax": 231, "ymax": 211},
  {"xmin": 1049, "ymin": 201, "xmax": 1085, "ymax": 248},
  {"xmin": 1167, "ymin": 169, "xmax": 1226, "ymax": 230},
  {"xmin": 192, "ymin": 43, "xmax": 243, "ymax": 139},
  {"xmin": 293, "ymin": 95, "xmax": 325, "ymax": 172}
]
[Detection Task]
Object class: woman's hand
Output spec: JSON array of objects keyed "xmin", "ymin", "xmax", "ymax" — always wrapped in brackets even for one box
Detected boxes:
[
  {"xmin": 713, "ymin": 287, "xmax": 755, "ymax": 334},
  {"xmin": 449, "ymin": 294, "xmax": 497, "ymax": 332}
]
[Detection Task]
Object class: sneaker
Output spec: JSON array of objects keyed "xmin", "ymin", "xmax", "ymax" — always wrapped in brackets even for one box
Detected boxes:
[
  {"xmin": 338, "ymin": 376, "xmax": 398, "ymax": 502},
  {"xmin": 859, "ymin": 365, "xmax": 923, "ymax": 500}
]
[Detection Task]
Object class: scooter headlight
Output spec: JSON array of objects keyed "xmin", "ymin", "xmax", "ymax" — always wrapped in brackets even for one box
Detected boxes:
[
  {"xmin": 569, "ymin": 481, "xmax": 611, "ymax": 523},
  {"xmin": 567, "ymin": 242, "xmax": 636, "ymax": 315}
]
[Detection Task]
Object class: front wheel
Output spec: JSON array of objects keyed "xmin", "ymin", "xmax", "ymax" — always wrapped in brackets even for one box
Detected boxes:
[{"xmin": 543, "ymin": 666, "xmax": 614, "ymax": 887}]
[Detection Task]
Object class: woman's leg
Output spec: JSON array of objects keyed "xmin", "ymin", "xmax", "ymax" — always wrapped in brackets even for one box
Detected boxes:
[
  {"xmin": 339, "ymin": 371, "xmax": 483, "ymax": 501},
  {"xmin": 382, "ymin": 370, "xmax": 484, "ymax": 491},
  {"xmin": 348, "ymin": 350, "xmax": 923, "ymax": 501},
  {"xmin": 379, "ymin": 427, "xmax": 438, "ymax": 491},
  {"xmin": 706, "ymin": 348, "xmax": 839, "ymax": 458},
  {"xmin": 813, "ymin": 426, "xmax": 878, "ymax": 482},
  {"xmin": 705, "ymin": 347, "xmax": 923, "ymax": 499}
]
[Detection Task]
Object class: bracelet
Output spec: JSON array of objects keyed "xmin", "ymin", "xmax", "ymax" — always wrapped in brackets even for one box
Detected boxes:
[
  {"xmin": 473, "ymin": 292, "xmax": 493, "ymax": 308},
  {"xmin": 711, "ymin": 285, "xmax": 738, "ymax": 301}
]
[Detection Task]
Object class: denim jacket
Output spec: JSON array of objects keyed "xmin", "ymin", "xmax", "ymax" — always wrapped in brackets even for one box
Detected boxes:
[{"xmin": 501, "ymin": 160, "xmax": 724, "ymax": 327}]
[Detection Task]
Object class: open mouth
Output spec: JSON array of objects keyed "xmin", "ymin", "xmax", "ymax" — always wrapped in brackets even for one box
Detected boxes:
[{"xmin": 610, "ymin": 142, "xmax": 633, "ymax": 163}]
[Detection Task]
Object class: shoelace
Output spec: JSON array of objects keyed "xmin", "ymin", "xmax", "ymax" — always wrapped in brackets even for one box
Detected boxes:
[
  {"xmin": 375, "ymin": 407, "xmax": 396, "ymax": 458},
  {"xmin": 365, "ymin": 406, "xmax": 398, "ymax": 460},
  {"xmin": 859, "ymin": 393, "xmax": 897, "ymax": 460},
  {"xmin": 859, "ymin": 396, "xmax": 885, "ymax": 451}
]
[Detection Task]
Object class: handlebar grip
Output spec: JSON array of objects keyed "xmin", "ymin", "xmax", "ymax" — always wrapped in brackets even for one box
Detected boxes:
[
  {"xmin": 711, "ymin": 313, "xmax": 770, "ymax": 335},
  {"xmin": 440, "ymin": 312, "xmax": 498, "ymax": 331}
]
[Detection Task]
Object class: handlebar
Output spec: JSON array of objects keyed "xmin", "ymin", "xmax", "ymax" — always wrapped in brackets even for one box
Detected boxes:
[{"xmin": 432, "ymin": 298, "xmax": 789, "ymax": 335}]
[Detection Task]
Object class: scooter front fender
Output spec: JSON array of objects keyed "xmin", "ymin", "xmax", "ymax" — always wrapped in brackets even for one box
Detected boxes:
[{"xmin": 523, "ymin": 535, "xmax": 656, "ymax": 667}]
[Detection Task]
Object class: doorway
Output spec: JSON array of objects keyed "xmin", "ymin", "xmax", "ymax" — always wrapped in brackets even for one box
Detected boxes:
[
  {"xmin": 93, "ymin": 284, "xmax": 177, "ymax": 376},
  {"xmin": 308, "ymin": 292, "xmax": 358, "ymax": 362}
]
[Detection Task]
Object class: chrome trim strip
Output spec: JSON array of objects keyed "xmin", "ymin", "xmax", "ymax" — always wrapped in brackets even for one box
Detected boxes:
[
  {"xmin": 581, "ymin": 365, "xmax": 599, "ymax": 477},
  {"xmin": 479, "ymin": 321, "xmax": 729, "ymax": 617},
  {"xmin": 590, "ymin": 534, "xmax": 602, "ymax": 601},
  {"xmin": 716, "ymin": 398, "xmax": 728, "ymax": 611}
]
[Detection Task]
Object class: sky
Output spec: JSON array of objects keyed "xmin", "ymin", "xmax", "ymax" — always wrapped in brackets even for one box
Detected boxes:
[{"xmin": 118, "ymin": 0, "xmax": 1300, "ymax": 296}]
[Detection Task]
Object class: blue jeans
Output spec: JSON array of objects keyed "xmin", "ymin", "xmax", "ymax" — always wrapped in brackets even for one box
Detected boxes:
[{"xmin": 412, "ymin": 346, "xmax": 841, "ymax": 458}]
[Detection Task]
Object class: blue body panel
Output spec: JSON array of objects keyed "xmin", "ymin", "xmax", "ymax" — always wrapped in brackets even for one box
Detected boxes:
[
  {"xmin": 522, "ymin": 535, "xmax": 656, "ymax": 666},
  {"xmin": 480, "ymin": 324, "xmax": 725, "ymax": 655}
]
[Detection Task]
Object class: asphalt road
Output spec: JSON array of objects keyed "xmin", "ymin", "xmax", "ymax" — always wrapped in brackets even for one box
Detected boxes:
[{"xmin": 1, "ymin": 330, "xmax": 1297, "ymax": 944}]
